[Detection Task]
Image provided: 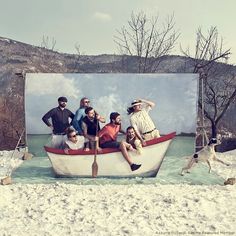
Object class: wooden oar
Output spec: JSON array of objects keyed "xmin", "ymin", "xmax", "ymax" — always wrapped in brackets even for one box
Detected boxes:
[
  {"xmin": 92, "ymin": 141, "xmax": 98, "ymax": 178},
  {"xmin": 92, "ymin": 118, "xmax": 99, "ymax": 177}
]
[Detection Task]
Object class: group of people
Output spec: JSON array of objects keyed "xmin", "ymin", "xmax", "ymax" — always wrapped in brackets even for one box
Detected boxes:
[{"xmin": 42, "ymin": 96, "xmax": 160, "ymax": 171}]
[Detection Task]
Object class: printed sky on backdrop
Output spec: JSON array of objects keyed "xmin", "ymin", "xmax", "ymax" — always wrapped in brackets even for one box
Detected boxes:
[{"xmin": 25, "ymin": 73, "xmax": 198, "ymax": 135}]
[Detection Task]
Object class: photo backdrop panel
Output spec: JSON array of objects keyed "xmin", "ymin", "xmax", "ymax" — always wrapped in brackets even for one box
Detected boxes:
[{"xmin": 25, "ymin": 73, "xmax": 198, "ymax": 135}]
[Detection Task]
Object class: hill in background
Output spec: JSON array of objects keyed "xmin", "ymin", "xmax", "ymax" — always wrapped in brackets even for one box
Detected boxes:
[{"xmin": 0, "ymin": 36, "xmax": 235, "ymax": 150}]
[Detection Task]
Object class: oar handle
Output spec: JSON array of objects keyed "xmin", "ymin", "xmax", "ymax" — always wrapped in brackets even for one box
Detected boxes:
[{"xmin": 92, "ymin": 118, "xmax": 99, "ymax": 178}]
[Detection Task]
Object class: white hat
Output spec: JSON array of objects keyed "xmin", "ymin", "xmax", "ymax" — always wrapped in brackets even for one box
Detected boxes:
[{"xmin": 131, "ymin": 99, "xmax": 142, "ymax": 107}]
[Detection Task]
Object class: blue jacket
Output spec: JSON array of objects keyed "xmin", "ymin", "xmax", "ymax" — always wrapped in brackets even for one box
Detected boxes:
[{"xmin": 72, "ymin": 107, "xmax": 86, "ymax": 135}]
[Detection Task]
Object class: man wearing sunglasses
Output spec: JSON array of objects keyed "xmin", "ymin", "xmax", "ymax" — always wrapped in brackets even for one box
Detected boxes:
[
  {"xmin": 64, "ymin": 129, "xmax": 84, "ymax": 153},
  {"xmin": 72, "ymin": 97, "xmax": 91, "ymax": 135},
  {"xmin": 42, "ymin": 96, "xmax": 74, "ymax": 148}
]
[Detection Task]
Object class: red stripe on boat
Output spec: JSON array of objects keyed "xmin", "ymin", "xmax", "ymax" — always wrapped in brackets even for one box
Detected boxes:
[{"xmin": 44, "ymin": 132, "xmax": 176, "ymax": 155}]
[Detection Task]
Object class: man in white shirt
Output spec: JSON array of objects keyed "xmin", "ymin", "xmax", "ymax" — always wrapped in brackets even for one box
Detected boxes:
[{"xmin": 127, "ymin": 99, "xmax": 160, "ymax": 143}]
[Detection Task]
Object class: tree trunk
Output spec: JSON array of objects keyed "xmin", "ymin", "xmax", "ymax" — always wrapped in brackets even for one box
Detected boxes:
[{"xmin": 210, "ymin": 120, "xmax": 217, "ymax": 138}]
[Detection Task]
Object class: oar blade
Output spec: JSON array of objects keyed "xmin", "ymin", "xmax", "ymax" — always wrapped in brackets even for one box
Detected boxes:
[{"xmin": 92, "ymin": 160, "xmax": 98, "ymax": 178}]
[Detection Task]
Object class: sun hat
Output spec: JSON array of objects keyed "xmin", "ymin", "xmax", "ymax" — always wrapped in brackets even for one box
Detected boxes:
[{"xmin": 131, "ymin": 99, "xmax": 142, "ymax": 107}]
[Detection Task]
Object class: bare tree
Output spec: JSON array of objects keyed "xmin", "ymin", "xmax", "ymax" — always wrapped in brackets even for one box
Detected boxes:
[
  {"xmin": 181, "ymin": 27, "xmax": 230, "ymax": 72},
  {"xmin": 182, "ymin": 27, "xmax": 235, "ymax": 139},
  {"xmin": 201, "ymin": 68, "xmax": 236, "ymax": 138},
  {"xmin": 74, "ymin": 43, "xmax": 83, "ymax": 65},
  {"xmin": 41, "ymin": 35, "xmax": 57, "ymax": 51},
  {"xmin": 0, "ymin": 72, "xmax": 25, "ymax": 149},
  {"xmin": 114, "ymin": 11, "xmax": 179, "ymax": 73},
  {"xmin": 75, "ymin": 43, "xmax": 81, "ymax": 56},
  {"xmin": 71, "ymin": 43, "xmax": 88, "ymax": 72}
]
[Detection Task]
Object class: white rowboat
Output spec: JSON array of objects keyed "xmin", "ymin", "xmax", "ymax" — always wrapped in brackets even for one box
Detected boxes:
[{"xmin": 44, "ymin": 132, "xmax": 176, "ymax": 178}]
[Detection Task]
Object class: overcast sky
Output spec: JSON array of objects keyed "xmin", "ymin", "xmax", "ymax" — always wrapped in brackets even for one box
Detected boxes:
[
  {"xmin": 25, "ymin": 73, "xmax": 198, "ymax": 134},
  {"xmin": 0, "ymin": 0, "xmax": 235, "ymax": 64}
]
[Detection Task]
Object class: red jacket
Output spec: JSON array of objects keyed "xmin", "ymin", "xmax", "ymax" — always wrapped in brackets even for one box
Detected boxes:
[{"xmin": 99, "ymin": 123, "xmax": 121, "ymax": 144}]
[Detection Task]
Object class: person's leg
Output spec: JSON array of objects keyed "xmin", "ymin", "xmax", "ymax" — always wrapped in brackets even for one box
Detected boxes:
[
  {"xmin": 101, "ymin": 141, "xmax": 141, "ymax": 171},
  {"xmin": 143, "ymin": 133, "xmax": 152, "ymax": 141},
  {"xmin": 100, "ymin": 141, "xmax": 121, "ymax": 149},
  {"xmin": 51, "ymin": 135, "xmax": 64, "ymax": 149},
  {"xmin": 83, "ymin": 137, "xmax": 90, "ymax": 151},
  {"xmin": 61, "ymin": 135, "xmax": 67, "ymax": 148},
  {"xmin": 89, "ymin": 140, "xmax": 96, "ymax": 150},
  {"xmin": 134, "ymin": 139, "xmax": 142, "ymax": 154},
  {"xmin": 119, "ymin": 141, "xmax": 133, "ymax": 165},
  {"xmin": 144, "ymin": 129, "xmax": 160, "ymax": 141},
  {"xmin": 84, "ymin": 142, "xmax": 90, "ymax": 151},
  {"xmin": 89, "ymin": 139, "xmax": 102, "ymax": 152},
  {"xmin": 119, "ymin": 141, "xmax": 141, "ymax": 171}
]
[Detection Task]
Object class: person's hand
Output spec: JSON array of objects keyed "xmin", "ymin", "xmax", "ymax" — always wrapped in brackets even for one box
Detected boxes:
[
  {"xmin": 129, "ymin": 146, "xmax": 136, "ymax": 152},
  {"xmin": 94, "ymin": 136, "xmax": 99, "ymax": 142},
  {"xmin": 64, "ymin": 148, "xmax": 69, "ymax": 154},
  {"xmin": 141, "ymin": 140, "xmax": 146, "ymax": 146},
  {"xmin": 96, "ymin": 114, "xmax": 106, "ymax": 123}
]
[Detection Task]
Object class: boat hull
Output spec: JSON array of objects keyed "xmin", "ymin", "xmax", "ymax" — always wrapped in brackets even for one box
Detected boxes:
[{"xmin": 44, "ymin": 132, "xmax": 175, "ymax": 178}]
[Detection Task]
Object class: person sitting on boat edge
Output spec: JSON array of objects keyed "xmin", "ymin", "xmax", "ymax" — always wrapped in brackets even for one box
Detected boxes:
[
  {"xmin": 81, "ymin": 106, "xmax": 105, "ymax": 151},
  {"xmin": 98, "ymin": 112, "xmax": 141, "ymax": 172},
  {"xmin": 72, "ymin": 97, "xmax": 91, "ymax": 135},
  {"xmin": 42, "ymin": 96, "xmax": 74, "ymax": 149},
  {"xmin": 64, "ymin": 128, "xmax": 85, "ymax": 154},
  {"xmin": 126, "ymin": 126, "xmax": 143, "ymax": 155},
  {"xmin": 127, "ymin": 98, "xmax": 160, "ymax": 143}
]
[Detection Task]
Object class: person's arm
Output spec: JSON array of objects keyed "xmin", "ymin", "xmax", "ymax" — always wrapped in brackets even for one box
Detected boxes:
[
  {"xmin": 127, "ymin": 143, "xmax": 136, "ymax": 152},
  {"xmin": 130, "ymin": 118, "xmax": 146, "ymax": 146},
  {"xmin": 98, "ymin": 126, "xmax": 107, "ymax": 138},
  {"xmin": 64, "ymin": 110, "xmax": 75, "ymax": 133},
  {"xmin": 69, "ymin": 110, "xmax": 75, "ymax": 121},
  {"xmin": 96, "ymin": 114, "xmax": 106, "ymax": 123},
  {"xmin": 42, "ymin": 109, "xmax": 55, "ymax": 130},
  {"xmin": 72, "ymin": 109, "xmax": 83, "ymax": 134},
  {"xmin": 66, "ymin": 110, "xmax": 75, "ymax": 132},
  {"xmin": 119, "ymin": 125, "xmax": 126, "ymax": 135},
  {"xmin": 64, "ymin": 143, "xmax": 70, "ymax": 154},
  {"xmin": 139, "ymin": 98, "xmax": 155, "ymax": 109},
  {"xmin": 82, "ymin": 121, "xmax": 96, "ymax": 141},
  {"xmin": 95, "ymin": 111, "xmax": 106, "ymax": 123}
]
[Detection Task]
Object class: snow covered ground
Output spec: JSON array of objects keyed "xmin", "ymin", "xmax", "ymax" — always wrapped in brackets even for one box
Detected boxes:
[{"xmin": 0, "ymin": 150, "xmax": 235, "ymax": 235}]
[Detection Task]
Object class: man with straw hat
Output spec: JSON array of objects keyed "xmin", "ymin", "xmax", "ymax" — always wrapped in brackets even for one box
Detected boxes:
[{"xmin": 127, "ymin": 98, "xmax": 160, "ymax": 144}]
